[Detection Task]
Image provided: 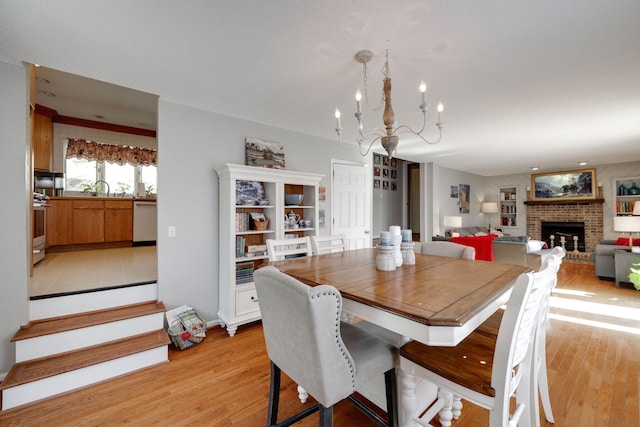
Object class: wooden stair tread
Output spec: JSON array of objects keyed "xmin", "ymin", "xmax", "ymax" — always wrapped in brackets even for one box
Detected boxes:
[
  {"xmin": 12, "ymin": 301, "xmax": 166, "ymax": 341},
  {"xmin": 0, "ymin": 330, "xmax": 170, "ymax": 390}
]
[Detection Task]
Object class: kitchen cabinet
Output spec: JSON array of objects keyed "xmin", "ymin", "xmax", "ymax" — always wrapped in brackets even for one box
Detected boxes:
[
  {"xmin": 33, "ymin": 110, "xmax": 53, "ymax": 171},
  {"xmin": 46, "ymin": 199, "xmax": 73, "ymax": 246},
  {"xmin": 73, "ymin": 200, "xmax": 105, "ymax": 244},
  {"xmin": 105, "ymin": 200, "xmax": 133, "ymax": 242},
  {"xmin": 216, "ymin": 164, "xmax": 323, "ymax": 337},
  {"xmin": 45, "ymin": 198, "xmax": 134, "ymax": 247}
]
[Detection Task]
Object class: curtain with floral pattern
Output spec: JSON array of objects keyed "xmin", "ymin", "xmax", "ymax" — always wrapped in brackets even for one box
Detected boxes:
[{"xmin": 66, "ymin": 138, "xmax": 157, "ymax": 166}]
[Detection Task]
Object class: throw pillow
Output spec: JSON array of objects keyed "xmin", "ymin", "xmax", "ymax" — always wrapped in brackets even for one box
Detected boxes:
[
  {"xmin": 452, "ymin": 235, "xmax": 497, "ymax": 261},
  {"xmin": 614, "ymin": 237, "xmax": 640, "ymax": 246}
]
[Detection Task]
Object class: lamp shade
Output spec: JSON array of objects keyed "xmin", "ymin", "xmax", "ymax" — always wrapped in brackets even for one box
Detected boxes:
[
  {"xmin": 481, "ymin": 202, "xmax": 499, "ymax": 214},
  {"xmin": 443, "ymin": 216, "xmax": 462, "ymax": 228},
  {"xmin": 613, "ymin": 216, "xmax": 640, "ymax": 232}
]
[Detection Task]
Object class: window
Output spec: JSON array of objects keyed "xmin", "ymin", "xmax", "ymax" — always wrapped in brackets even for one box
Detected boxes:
[
  {"xmin": 64, "ymin": 139, "xmax": 157, "ymax": 196},
  {"xmin": 65, "ymin": 158, "xmax": 157, "ymax": 196}
]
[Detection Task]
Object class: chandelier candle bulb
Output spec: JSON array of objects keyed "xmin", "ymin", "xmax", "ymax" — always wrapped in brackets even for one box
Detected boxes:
[
  {"xmin": 334, "ymin": 108, "xmax": 341, "ymax": 129},
  {"xmin": 355, "ymin": 89, "xmax": 362, "ymax": 113},
  {"xmin": 420, "ymin": 81, "xmax": 427, "ymax": 105}
]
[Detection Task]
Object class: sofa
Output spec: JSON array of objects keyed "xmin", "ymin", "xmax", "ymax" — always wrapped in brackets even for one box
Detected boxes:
[
  {"xmin": 594, "ymin": 238, "xmax": 639, "ymax": 280},
  {"xmin": 433, "ymin": 227, "xmax": 550, "ymax": 269}
]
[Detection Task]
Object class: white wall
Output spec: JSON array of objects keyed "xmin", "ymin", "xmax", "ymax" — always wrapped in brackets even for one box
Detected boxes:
[
  {"xmin": 0, "ymin": 61, "xmax": 31, "ymax": 374},
  {"xmin": 156, "ymin": 100, "xmax": 364, "ymax": 322},
  {"xmin": 435, "ymin": 166, "xmax": 487, "ymax": 235}
]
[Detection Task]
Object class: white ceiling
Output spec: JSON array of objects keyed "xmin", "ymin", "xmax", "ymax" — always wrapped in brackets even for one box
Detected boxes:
[{"xmin": 2, "ymin": 0, "xmax": 639, "ymax": 176}]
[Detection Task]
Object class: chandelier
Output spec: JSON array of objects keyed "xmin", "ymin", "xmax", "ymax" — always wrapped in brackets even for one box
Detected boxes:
[{"xmin": 334, "ymin": 49, "xmax": 443, "ymax": 159}]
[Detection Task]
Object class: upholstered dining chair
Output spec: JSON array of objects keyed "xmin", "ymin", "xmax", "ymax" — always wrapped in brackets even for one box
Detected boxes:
[
  {"xmin": 310, "ymin": 234, "xmax": 348, "ymax": 255},
  {"xmin": 254, "ymin": 266, "xmax": 398, "ymax": 427},
  {"xmin": 266, "ymin": 236, "xmax": 313, "ymax": 262},
  {"xmin": 415, "ymin": 241, "xmax": 476, "ymax": 260},
  {"xmin": 399, "ymin": 258, "xmax": 557, "ymax": 427}
]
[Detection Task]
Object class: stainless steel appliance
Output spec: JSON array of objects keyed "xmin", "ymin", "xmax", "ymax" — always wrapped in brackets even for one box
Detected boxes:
[
  {"xmin": 33, "ymin": 203, "xmax": 47, "ymax": 264},
  {"xmin": 34, "ymin": 171, "xmax": 64, "ymax": 196},
  {"xmin": 133, "ymin": 200, "xmax": 157, "ymax": 244}
]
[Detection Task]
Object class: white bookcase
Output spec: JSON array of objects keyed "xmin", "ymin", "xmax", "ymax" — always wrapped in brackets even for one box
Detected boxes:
[
  {"xmin": 216, "ymin": 164, "xmax": 323, "ymax": 336},
  {"xmin": 499, "ymin": 186, "xmax": 518, "ymax": 228},
  {"xmin": 614, "ymin": 176, "xmax": 640, "ymax": 216}
]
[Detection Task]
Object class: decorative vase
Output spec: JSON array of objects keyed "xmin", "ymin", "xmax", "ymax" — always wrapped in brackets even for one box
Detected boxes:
[{"xmin": 628, "ymin": 182, "xmax": 640, "ymax": 195}]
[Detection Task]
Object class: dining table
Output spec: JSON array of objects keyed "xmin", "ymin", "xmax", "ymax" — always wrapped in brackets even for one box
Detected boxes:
[{"xmin": 268, "ymin": 247, "xmax": 530, "ymax": 426}]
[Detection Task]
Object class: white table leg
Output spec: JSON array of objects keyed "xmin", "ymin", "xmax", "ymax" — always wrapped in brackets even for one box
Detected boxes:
[{"xmin": 297, "ymin": 385, "xmax": 308, "ymax": 403}]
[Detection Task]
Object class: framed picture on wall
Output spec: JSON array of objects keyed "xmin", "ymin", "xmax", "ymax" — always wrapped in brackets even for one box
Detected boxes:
[
  {"xmin": 374, "ymin": 179, "xmax": 380, "ymax": 189},
  {"xmin": 531, "ymin": 169, "xmax": 596, "ymax": 201},
  {"xmin": 383, "ymin": 181, "xmax": 389, "ymax": 190}
]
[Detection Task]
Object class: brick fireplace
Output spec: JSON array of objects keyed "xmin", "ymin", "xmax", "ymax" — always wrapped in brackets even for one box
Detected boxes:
[{"xmin": 525, "ymin": 199, "xmax": 604, "ymax": 262}]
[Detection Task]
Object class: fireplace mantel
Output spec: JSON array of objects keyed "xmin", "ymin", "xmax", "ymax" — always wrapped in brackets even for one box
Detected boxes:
[{"xmin": 524, "ymin": 198, "xmax": 604, "ymax": 206}]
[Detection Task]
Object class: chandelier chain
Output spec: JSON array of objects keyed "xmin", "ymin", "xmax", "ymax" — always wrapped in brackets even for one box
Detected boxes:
[{"xmin": 362, "ymin": 60, "xmax": 384, "ymax": 112}]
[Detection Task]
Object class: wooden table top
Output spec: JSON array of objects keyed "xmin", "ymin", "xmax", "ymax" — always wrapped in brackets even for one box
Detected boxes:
[{"xmin": 269, "ymin": 248, "xmax": 529, "ymax": 327}]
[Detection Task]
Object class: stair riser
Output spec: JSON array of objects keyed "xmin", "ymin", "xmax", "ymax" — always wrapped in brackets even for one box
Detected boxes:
[
  {"xmin": 29, "ymin": 283, "xmax": 158, "ymax": 320},
  {"xmin": 2, "ymin": 346, "xmax": 168, "ymax": 411},
  {"xmin": 15, "ymin": 313, "xmax": 165, "ymax": 362}
]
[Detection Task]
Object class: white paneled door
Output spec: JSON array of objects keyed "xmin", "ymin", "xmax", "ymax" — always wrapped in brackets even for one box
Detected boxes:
[{"xmin": 332, "ymin": 162, "xmax": 371, "ymax": 249}]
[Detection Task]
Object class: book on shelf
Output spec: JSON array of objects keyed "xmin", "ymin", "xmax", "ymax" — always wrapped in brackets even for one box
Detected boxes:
[
  {"xmin": 235, "ymin": 236, "xmax": 246, "ymax": 257},
  {"xmin": 235, "ymin": 260, "xmax": 254, "ymax": 284},
  {"xmin": 235, "ymin": 212, "xmax": 250, "ymax": 232}
]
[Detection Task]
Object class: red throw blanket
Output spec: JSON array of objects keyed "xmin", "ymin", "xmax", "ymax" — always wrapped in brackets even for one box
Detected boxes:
[{"xmin": 451, "ymin": 235, "xmax": 498, "ymax": 261}]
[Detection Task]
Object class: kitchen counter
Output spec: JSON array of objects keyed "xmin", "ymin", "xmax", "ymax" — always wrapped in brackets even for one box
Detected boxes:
[{"xmin": 48, "ymin": 196, "xmax": 156, "ymax": 201}]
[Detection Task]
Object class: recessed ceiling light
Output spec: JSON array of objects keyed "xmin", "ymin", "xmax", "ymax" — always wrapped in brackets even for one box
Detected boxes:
[
  {"xmin": 36, "ymin": 77, "xmax": 50, "ymax": 84},
  {"xmin": 531, "ymin": 167, "xmax": 539, "ymax": 171},
  {"xmin": 37, "ymin": 90, "xmax": 56, "ymax": 97},
  {"xmin": 578, "ymin": 161, "xmax": 588, "ymax": 166}
]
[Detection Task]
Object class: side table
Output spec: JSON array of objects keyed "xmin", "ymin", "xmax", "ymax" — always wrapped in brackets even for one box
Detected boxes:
[{"xmin": 614, "ymin": 250, "xmax": 640, "ymax": 288}]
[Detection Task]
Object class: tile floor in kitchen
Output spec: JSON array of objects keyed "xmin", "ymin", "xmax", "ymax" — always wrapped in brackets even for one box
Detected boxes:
[{"xmin": 30, "ymin": 246, "xmax": 157, "ymax": 297}]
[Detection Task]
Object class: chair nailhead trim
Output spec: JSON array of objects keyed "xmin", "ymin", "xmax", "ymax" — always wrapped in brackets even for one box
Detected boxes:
[{"xmin": 312, "ymin": 289, "xmax": 356, "ymax": 388}]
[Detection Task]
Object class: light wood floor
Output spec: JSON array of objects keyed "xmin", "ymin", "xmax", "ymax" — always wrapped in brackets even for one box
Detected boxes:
[{"xmin": 3, "ymin": 262, "xmax": 639, "ymax": 426}]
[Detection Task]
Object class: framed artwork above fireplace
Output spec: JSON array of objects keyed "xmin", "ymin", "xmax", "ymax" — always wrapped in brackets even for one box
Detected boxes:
[{"xmin": 531, "ymin": 168, "xmax": 596, "ymax": 201}]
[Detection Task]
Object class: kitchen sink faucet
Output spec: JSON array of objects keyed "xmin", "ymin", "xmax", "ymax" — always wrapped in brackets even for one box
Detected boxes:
[{"xmin": 95, "ymin": 180, "xmax": 110, "ymax": 197}]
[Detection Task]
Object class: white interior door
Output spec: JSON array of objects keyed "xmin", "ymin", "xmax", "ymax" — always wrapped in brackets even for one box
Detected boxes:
[{"xmin": 332, "ymin": 162, "xmax": 371, "ymax": 249}]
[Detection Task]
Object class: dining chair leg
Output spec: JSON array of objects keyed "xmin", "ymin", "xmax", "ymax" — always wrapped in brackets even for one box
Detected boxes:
[
  {"xmin": 438, "ymin": 390, "xmax": 454, "ymax": 427},
  {"xmin": 452, "ymin": 395, "xmax": 463, "ymax": 419},
  {"xmin": 537, "ymin": 348, "xmax": 554, "ymax": 423},
  {"xmin": 384, "ymin": 369, "xmax": 398, "ymax": 427},
  {"xmin": 319, "ymin": 405, "xmax": 333, "ymax": 427},
  {"xmin": 267, "ymin": 362, "xmax": 281, "ymax": 427}
]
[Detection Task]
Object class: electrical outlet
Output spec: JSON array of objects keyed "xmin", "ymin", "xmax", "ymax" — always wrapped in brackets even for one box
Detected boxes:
[{"xmin": 168, "ymin": 226, "xmax": 176, "ymax": 238}]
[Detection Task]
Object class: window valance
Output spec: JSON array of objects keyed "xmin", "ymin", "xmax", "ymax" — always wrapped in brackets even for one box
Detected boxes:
[{"xmin": 66, "ymin": 138, "xmax": 157, "ymax": 166}]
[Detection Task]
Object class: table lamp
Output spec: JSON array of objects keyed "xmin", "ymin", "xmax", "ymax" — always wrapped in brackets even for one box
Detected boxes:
[
  {"xmin": 481, "ymin": 202, "xmax": 499, "ymax": 232},
  {"xmin": 613, "ymin": 215, "xmax": 640, "ymax": 252},
  {"xmin": 444, "ymin": 215, "xmax": 462, "ymax": 237}
]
